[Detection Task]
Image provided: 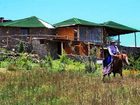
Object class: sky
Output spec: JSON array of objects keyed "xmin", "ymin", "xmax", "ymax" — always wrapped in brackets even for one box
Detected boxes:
[{"xmin": 0, "ymin": 0, "xmax": 140, "ymax": 47}]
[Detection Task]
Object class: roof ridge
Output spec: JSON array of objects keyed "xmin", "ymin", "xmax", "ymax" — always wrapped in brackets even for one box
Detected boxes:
[
  {"xmin": 0, "ymin": 16, "xmax": 54, "ymax": 28},
  {"xmin": 54, "ymin": 17, "xmax": 99, "ymax": 27},
  {"xmin": 38, "ymin": 18, "xmax": 54, "ymax": 28},
  {"xmin": 106, "ymin": 21, "xmax": 137, "ymax": 30},
  {"xmin": 73, "ymin": 18, "xmax": 81, "ymax": 24},
  {"xmin": 2, "ymin": 16, "xmax": 38, "ymax": 26}
]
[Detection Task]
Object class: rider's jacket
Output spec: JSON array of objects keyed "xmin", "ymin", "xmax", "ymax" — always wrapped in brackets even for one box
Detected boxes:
[{"xmin": 107, "ymin": 45, "xmax": 120, "ymax": 56}]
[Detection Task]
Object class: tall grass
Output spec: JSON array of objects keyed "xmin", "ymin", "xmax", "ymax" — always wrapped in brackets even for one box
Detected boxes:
[
  {"xmin": 0, "ymin": 51, "xmax": 140, "ymax": 104},
  {"xmin": 0, "ymin": 68, "xmax": 139, "ymax": 105}
]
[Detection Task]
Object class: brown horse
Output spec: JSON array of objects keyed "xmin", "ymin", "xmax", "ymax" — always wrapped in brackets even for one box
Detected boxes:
[{"xmin": 102, "ymin": 53, "xmax": 129, "ymax": 82}]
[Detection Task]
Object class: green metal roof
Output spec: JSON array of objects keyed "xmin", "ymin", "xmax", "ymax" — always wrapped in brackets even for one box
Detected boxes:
[
  {"xmin": 100, "ymin": 21, "xmax": 139, "ymax": 36},
  {"xmin": 0, "ymin": 16, "xmax": 54, "ymax": 28},
  {"xmin": 54, "ymin": 18, "xmax": 100, "ymax": 27}
]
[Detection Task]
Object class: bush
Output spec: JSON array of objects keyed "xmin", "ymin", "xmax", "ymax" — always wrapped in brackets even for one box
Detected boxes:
[
  {"xmin": 127, "ymin": 55, "xmax": 140, "ymax": 70},
  {"xmin": 0, "ymin": 49, "xmax": 96, "ymax": 73},
  {"xmin": 0, "ymin": 60, "xmax": 10, "ymax": 68},
  {"xmin": 3, "ymin": 53, "xmax": 39, "ymax": 71},
  {"xmin": 18, "ymin": 42, "xmax": 25, "ymax": 53},
  {"xmin": 39, "ymin": 54, "xmax": 53, "ymax": 71},
  {"xmin": 40, "ymin": 53, "xmax": 85, "ymax": 72}
]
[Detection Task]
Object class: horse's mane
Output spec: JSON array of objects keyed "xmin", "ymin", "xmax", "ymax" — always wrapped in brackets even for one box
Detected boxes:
[{"xmin": 113, "ymin": 53, "xmax": 129, "ymax": 65}]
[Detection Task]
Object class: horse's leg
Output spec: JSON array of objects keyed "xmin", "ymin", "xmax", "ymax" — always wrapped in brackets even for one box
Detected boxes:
[
  {"xmin": 102, "ymin": 74, "xmax": 106, "ymax": 82},
  {"xmin": 120, "ymin": 72, "xmax": 123, "ymax": 79},
  {"xmin": 108, "ymin": 73, "xmax": 111, "ymax": 80},
  {"xmin": 113, "ymin": 72, "xmax": 116, "ymax": 77}
]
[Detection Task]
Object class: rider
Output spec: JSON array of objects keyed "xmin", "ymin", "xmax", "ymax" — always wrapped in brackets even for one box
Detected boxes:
[{"xmin": 103, "ymin": 40, "xmax": 120, "ymax": 75}]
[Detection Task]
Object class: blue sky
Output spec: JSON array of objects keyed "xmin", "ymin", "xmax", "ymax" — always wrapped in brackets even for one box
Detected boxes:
[{"xmin": 1, "ymin": 0, "xmax": 140, "ymax": 47}]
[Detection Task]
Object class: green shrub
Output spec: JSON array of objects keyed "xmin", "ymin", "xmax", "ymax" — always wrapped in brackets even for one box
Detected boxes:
[
  {"xmin": 39, "ymin": 54, "xmax": 53, "ymax": 71},
  {"xmin": 5, "ymin": 53, "xmax": 39, "ymax": 71},
  {"xmin": 18, "ymin": 42, "xmax": 25, "ymax": 53},
  {"xmin": 127, "ymin": 55, "xmax": 140, "ymax": 70},
  {"xmin": 39, "ymin": 53, "xmax": 86, "ymax": 72},
  {"xmin": 0, "ymin": 61, "xmax": 10, "ymax": 68}
]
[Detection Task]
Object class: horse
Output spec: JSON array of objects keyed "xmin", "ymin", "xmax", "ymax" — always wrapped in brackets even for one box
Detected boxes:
[{"xmin": 102, "ymin": 53, "xmax": 129, "ymax": 82}]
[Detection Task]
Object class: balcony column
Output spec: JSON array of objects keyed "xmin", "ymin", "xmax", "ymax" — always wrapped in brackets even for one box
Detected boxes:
[
  {"xmin": 134, "ymin": 32, "xmax": 137, "ymax": 47},
  {"xmin": 118, "ymin": 35, "xmax": 120, "ymax": 45},
  {"xmin": 61, "ymin": 41, "xmax": 64, "ymax": 55}
]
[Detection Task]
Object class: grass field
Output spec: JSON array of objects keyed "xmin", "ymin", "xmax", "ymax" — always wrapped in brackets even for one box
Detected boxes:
[{"xmin": 0, "ymin": 68, "xmax": 140, "ymax": 105}]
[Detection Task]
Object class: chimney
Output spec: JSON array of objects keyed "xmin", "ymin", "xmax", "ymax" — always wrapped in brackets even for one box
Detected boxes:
[{"xmin": 0, "ymin": 17, "xmax": 4, "ymax": 23}]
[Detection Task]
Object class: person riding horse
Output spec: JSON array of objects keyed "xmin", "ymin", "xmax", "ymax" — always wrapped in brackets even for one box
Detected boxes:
[{"xmin": 103, "ymin": 40, "xmax": 120, "ymax": 75}]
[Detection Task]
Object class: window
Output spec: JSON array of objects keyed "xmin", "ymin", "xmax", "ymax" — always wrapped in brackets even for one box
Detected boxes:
[
  {"xmin": 40, "ymin": 39, "xmax": 45, "ymax": 44},
  {"xmin": 21, "ymin": 28, "xmax": 29, "ymax": 35}
]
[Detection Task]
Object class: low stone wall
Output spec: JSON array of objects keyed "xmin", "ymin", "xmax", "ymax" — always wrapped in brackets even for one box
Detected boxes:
[{"xmin": 119, "ymin": 46, "xmax": 140, "ymax": 58}]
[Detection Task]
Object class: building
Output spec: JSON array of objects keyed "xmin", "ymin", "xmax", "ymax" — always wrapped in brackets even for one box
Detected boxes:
[
  {"xmin": 0, "ymin": 16, "xmax": 139, "ymax": 59},
  {"xmin": 54, "ymin": 18, "xmax": 104, "ymax": 59},
  {"xmin": 0, "ymin": 16, "xmax": 59, "ymax": 58}
]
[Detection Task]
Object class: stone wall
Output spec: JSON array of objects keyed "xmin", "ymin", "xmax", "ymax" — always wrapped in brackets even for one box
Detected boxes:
[
  {"xmin": 119, "ymin": 46, "xmax": 140, "ymax": 58},
  {"xmin": 32, "ymin": 39, "xmax": 58, "ymax": 58},
  {"xmin": 0, "ymin": 27, "xmax": 54, "ymax": 48},
  {"xmin": 0, "ymin": 27, "xmax": 54, "ymax": 35}
]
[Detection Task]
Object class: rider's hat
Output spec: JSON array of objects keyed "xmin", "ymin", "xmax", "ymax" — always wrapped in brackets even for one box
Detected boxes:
[{"xmin": 110, "ymin": 40, "xmax": 117, "ymax": 44}]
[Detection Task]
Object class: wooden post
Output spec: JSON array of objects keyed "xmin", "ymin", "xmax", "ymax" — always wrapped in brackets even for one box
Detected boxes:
[
  {"xmin": 101, "ymin": 28, "xmax": 104, "ymax": 44},
  {"xmin": 134, "ymin": 32, "xmax": 137, "ymax": 47},
  {"xmin": 88, "ymin": 42, "xmax": 90, "ymax": 56},
  {"xmin": 118, "ymin": 35, "xmax": 120, "ymax": 45},
  {"xmin": 77, "ymin": 25, "xmax": 80, "ymax": 41},
  {"xmin": 101, "ymin": 27, "xmax": 105, "ymax": 59},
  {"xmin": 29, "ymin": 35, "xmax": 32, "ymax": 43},
  {"xmin": 61, "ymin": 42, "xmax": 64, "ymax": 55}
]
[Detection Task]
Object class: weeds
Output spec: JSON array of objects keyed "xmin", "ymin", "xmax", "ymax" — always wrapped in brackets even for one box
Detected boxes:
[
  {"xmin": 0, "ymin": 69, "xmax": 139, "ymax": 105},
  {"xmin": 0, "ymin": 50, "xmax": 140, "ymax": 104}
]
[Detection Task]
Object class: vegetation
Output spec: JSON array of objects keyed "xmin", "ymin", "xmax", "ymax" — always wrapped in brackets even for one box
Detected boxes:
[
  {"xmin": 18, "ymin": 42, "xmax": 25, "ymax": 53},
  {"xmin": 0, "ymin": 68, "xmax": 140, "ymax": 105},
  {"xmin": 127, "ymin": 55, "xmax": 140, "ymax": 70},
  {"xmin": 0, "ymin": 50, "xmax": 140, "ymax": 105}
]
